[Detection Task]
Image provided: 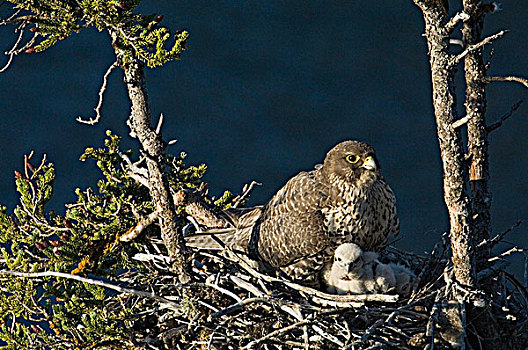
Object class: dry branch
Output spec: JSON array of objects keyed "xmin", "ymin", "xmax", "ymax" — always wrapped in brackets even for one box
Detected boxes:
[
  {"xmin": 445, "ymin": 11, "xmax": 470, "ymax": 32},
  {"xmin": 76, "ymin": 61, "xmax": 118, "ymax": 125},
  {"xmin": 484, "ymin": 75, "xmax": 528, "ymax": 88},
  {"xmin": 110, "ymin": 29, "xmax": 191, "ymax": 281},
  {"xmin": 242, "ymin": 319, "xmax": 312, "ymax": 349},
  {"xmin": 120, "ymin": 210, "xmax": 160, "ymax": 242},
  {"xmin": 453, "ymin": 30, "xmax": 507, "ymax": 65},
  {"xmin": 414, "ymin": 0, "xmax": 476, "ymax": 287},
  {"xmin": 5, "ymin": 233, "xmax": 528, "ymax": 349},
  {"xmin": 486, "ymin": 100, "xmax": 523, "ymax": 133},
  {"xmin": 0, "ymin": 269, "xmax": 182, "ymax": 310}
]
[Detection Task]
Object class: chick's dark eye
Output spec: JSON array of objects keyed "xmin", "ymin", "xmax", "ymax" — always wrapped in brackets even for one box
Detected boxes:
[{"xmin": 346, "ymin": 154, "xmax": 360, "ymax": 164}]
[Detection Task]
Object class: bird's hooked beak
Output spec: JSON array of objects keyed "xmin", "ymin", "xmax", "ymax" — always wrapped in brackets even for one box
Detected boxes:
[
  {"xmin": 346, "ymin": 257, "xmax": 362, "ymax": 273},
  {"xmin": 361, "ymin": 156, "xmax": 376, "ymax": 171},
  {"xmin": 347, "ymin": 263, "xmax": 355, "ymax": 273}
]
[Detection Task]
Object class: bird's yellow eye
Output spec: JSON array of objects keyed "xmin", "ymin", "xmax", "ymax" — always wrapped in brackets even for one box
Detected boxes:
[{"xmin": 346, "ymin": 154, "xmax": 360, "ymax": 164}]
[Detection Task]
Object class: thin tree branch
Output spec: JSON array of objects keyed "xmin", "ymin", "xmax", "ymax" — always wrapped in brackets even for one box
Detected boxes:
[
  {"xmin": 242, "ymin": 319, "xmax": 312, "ymax": 349},
  {"xmin": 452, "ymin": 114, "xmax": 471, "ymax": 129},
  {"xmin": 452, "ymin": 30, "xmax": 507, "ymax": 65},
  {"xmin": 76, "ymin": 62, "xmax": 118, "ymax": 125},
  {"xmin": 0, "ymin": 52, "xmax": 14, "ymax": 73},
  {"xmin": 0, "ymin": 269, "xmax": 181, "ymax": 310},
  {"xmin": 446, "ymin": 11, "xmax": 470, "ymax": 32},
  {"xmin": 233, "ymin": 181, "xmax": 262, "ymax": 208},
  {"xmin": 449, "ymin": 38, "xmax": 464, "ymax": 47},
  {"xmin": 489, "ymin": 247, "xmax": 527, "ymax": 262},
  {"xmin": 486, "ymin": 100, "xmax": 523, "ymax": 133},
  {"xmin": 120, "ymin": 210, "xmax": 160, "ymax": 242},
  {"xmin": 478, "ymin": 220, "xmax": 523, "ymax": 249},
  {"xmin": 0, "ymin": 8, "xmax": 22, "ymax": 25},
  {"xmin": 155, "ymin": 113, "xmax": 164, "ymax": 135},
  {"xmin": 0, "ymin": 21, "xmax": 25, "ymax": 73},
  {"xmin": 483, "ymin": 75, "xmax": 528, "ymax": 88}
]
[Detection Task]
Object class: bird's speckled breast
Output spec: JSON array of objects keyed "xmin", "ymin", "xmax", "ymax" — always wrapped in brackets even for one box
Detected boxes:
[{"xmin": 322, "ymin": 174, "xmax": 397, "ymax": 251}]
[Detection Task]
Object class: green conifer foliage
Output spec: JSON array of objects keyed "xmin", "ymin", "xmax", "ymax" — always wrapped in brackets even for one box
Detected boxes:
[
  {"xmin": 0, "ymin": 131, "xmax": 207, "ymax": 348},
  {"xmin": 0, "ymin": 2, "xmax": 244, "ymax": 348},
  {"xmin": 6, "ymin": 0, "xmax": 188, "ymax": 67}
]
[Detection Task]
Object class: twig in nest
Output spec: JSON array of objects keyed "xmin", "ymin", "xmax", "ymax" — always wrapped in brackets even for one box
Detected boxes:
[
  {"xmin": 347, "ymin": 319, "xmax": 384, "ymax": 349},
  {"xmin": 208, "ymin": 297, "xmax": 270, "ymax": 321},
  {"xmin": 229, "ymin": 275, "xmax": 265, "ymax": 297},
  {"xmin": 310, "ymin": 293, "xmax": 398, "ymax": 308},
  {"xmin": 312, "ymin": 323, "xmax": 345, "ymax": 347},
  {"xmin": 242, "ymin": 319, "xmax": 311, "ymax": 349},
  {"xmin": 489, "ymin": 247, "xmax": 527, "ymax": 262},
  {"xmin": 0, "ymin": 269, "xmax": 181, "ymax": 310},
  {"xmin": 481, "ymin": 220, "xmax": 523, "ymax": 249},
  {"xmin": 425, "ymin": 292, "xmax": 441, "ymax": 348},
  {"xmin": 205, "ymin": 280, "xmax": 243, "ymax": 303},
  {"xmin": 233, "ymin": 181, "xmax": 262, "ymax": 208}
]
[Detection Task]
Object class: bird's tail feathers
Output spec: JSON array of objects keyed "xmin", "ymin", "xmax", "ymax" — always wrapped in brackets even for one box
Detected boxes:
[
  {"xmin": 185, "ymin": 228, "xmax": 235, "ymax": 249},
  {"xmin": 185, "ymin": 227, "xmax": 250, "ymax": 254}
]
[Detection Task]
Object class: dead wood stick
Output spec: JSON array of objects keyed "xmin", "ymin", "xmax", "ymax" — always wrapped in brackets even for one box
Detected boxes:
[{"xmin": 242, "ymin": 319, "xmax": 311, "ymax": 349}]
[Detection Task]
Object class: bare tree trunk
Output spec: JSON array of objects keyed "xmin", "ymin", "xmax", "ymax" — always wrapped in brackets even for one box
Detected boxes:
[
  {"xmin": 111, "ymin": 32, "xmax": 190, "ymax": 282},
  {"xmin": 412, "ymin": 1, "xmax": 506, "ymax": 347},
  {"xmin": 461, "ymin": 0, "xmax": 492, "ymax": 263},
  {"xmin": 460, "ymin": 2, "xmax": 503, "ymax": 347},
  {"xmin": 413, "ymin": 0, "xmax": 476, "ymax": 287}
]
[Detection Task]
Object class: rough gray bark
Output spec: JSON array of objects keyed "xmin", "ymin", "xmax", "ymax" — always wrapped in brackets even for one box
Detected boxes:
[
  {"xmin": 412, "ymin": 1, "xmax": 512, "ymax": 348},
  {"xmin": 461, "ymin": 0, "xmax": 492, "ymax": 263},
  {"xmin": 111, "ymin": 32, "xmax": 190, "ymax": 282},
  {"xmin": 413, "ymin": 0, "xmax": 476, "ymax": 288}
]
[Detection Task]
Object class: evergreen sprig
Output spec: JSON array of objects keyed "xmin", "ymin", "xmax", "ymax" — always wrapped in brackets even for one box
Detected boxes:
[
  {"xmin": 0, "ymin": 130, "xmax": 208, "ymax": 348},
  {"xmin": 5, "ymin": 0, "xmax": 187, "ymax": 67}
]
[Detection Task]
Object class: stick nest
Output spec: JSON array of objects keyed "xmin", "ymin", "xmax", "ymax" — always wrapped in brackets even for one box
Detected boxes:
[{"xmin": 124, "ymin": 234, "xmax": 528, "ymax": 350}]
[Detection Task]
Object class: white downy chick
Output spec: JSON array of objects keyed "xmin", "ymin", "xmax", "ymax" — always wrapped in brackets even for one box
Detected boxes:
[
  {"xmin": 322, "ymin": 243, "xmax": 379, "ymax": 295},
  {"xmin": 322, "ymin": 243, "xmax": 415, "ymax": 295},
  {"xmin": 387, "ymin": 263, "xmax": 416, "ymax": 296}
]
